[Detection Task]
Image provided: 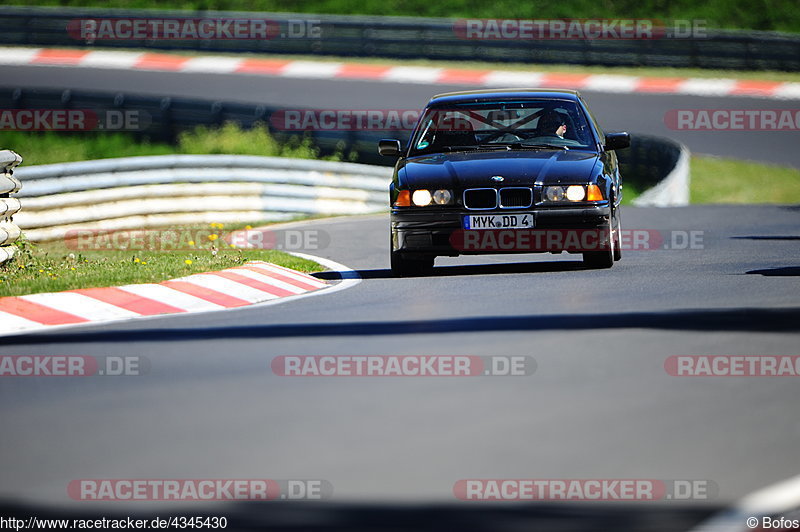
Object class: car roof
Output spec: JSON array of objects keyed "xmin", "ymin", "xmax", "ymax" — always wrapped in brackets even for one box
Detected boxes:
[{"xmin": 427, "ymin": 88, "xmax": 582, "ymax": 107}]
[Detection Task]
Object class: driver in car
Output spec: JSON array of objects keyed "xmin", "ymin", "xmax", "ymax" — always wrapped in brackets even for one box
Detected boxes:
[{"xmin": 537, "ymin": 110, "xmax": 568, "ymax": 139}]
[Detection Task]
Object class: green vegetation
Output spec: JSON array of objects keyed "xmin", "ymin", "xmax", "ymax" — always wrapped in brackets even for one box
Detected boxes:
[
  {"xmin": 177, "ymin": 121, "xmax": 327, "ymax": 158},
  {"xmin": 0, "ymin": 131, "xmax": 172, "ymax": 166},
  {"xmin": 0, "ymin": 122, "xmax": 331, "ymax": 166},
  {"xmin": 0, "ymin": 226, "xmax": 321, "ymax": 297},
  {"xmin": 690, "ymin": 155, "xmax": 800, "ymax": 203},
  {"xmin": 6, "ymin": 0, "xmax": 799, "ymax": 33}
]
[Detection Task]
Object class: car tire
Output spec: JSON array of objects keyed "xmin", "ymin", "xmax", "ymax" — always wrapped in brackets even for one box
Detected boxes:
[
  {"xmin": 391, "ymin": 251, "xmax": 434, "ymax": 277},
  {"xmin": 582, "ymin": 221, "xmax": 614, "ymax": 269}
]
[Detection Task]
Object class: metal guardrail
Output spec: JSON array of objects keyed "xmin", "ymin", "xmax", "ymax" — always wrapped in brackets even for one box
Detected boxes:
[
  {"xmin": 13, "ymin": 155, "xmax": 389, "ymax": 241},
  {"xmin": 0, "ymin": 150, "xmax": 23, "ymax": 264},
  {"xmin": 1, "ymin": 6, "xmax": 799, "ymax": 70}
]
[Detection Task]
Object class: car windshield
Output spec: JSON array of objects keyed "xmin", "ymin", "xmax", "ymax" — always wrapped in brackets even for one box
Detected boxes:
[{"xmin": 409, "ymin": 99, "xmax": 596, "ymax": 155}]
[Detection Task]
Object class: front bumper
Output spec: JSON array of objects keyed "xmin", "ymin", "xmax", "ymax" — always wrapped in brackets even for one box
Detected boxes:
[{"xmin": 391, "ymin": 205, "xmax": 611, "ymax": 257}]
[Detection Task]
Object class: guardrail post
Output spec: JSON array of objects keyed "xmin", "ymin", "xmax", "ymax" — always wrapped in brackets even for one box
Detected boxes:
[{"xmin": 0, "ymin": 150, "xmax": 23, "ymax": 265}]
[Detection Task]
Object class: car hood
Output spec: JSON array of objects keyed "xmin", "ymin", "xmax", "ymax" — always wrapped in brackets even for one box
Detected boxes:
[{"xmin": 397, "ymin": 149, "xmax": 600, "ymax": 189}]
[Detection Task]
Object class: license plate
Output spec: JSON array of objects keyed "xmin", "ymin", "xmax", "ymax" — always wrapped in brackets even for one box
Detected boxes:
[{"xmin": 463, "ymin": 214, "xmax": 534, "ymax": 230}]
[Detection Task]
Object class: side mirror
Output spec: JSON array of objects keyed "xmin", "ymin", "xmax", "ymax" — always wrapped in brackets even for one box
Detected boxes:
[
  {"xmin": 378, "ymin": 139, "xmax": 402, "ymax": 156},
  {"xmin": 604, "ymin": 132, "xmax": 630, "ymax": 151}
]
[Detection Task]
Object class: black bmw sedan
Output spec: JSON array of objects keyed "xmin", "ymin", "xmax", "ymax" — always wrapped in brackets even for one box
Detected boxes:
[{"xmin": 379, "ymin": 89, "xmax": 630, "ymax": 276}]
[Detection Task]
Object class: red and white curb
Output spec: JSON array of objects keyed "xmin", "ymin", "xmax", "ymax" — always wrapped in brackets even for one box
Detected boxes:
[
  {"xmin": 0, "ymin": 259, "xmax": 347, "ymax": 335},
  {"xmin": 1, "ymin": 46, "xmax": 798, "ymax": 100}
]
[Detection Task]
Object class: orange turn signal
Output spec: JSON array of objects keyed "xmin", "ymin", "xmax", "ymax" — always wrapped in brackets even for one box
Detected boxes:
[
  {"xmin": 586, "ymin": 184, "xmax": 604, "ymax": 201},
  {"xmin": 394, "ymin": 190, "xmax": 411, "ymax": 207}
]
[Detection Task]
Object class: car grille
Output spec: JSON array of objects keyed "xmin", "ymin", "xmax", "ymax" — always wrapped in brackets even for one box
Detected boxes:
[
  {"xmin": 499, "ymin": 188, "xmax": 533, "ymax": 208},
  {"xmin": 463, "ymin": 188, "xmax": 497, "ymax": 210},
  {"xmin": 463, "ymin": 187, "xmax": 533, "ymax": 210}
]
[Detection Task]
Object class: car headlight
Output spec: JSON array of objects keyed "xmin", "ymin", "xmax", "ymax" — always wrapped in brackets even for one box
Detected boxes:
[
  {"xmin": 565, "ymin": 185, "xmax": 586, "ymax": 201},
  {"xmin": 412, "ymin": 189, "xmax": 433, "ymax": 206},
  {"xmin": 432, "ymin": 189, "xmax": 453, "ymax": 205},
  {"xmin": 544, "ymin": 186, "xmax": 565, "ymax": 202},
  {"xmin": 543, "ymin": 185, "xmax": 604, "ymax": 202}
]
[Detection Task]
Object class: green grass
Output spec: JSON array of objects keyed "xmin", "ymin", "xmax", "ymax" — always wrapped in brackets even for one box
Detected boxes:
[
  {"xmin": 0, "ymin": 132, "xmax": 173, "ymax": 166},
  {"xmin": 690, "ymin": 155, "xmax": 800, "ymax": 203},
  {"xmin": 5, "ymin": 0, "xmax": 800, "ymax": 33},
  {"xmin": 0, "ymin": 122, "xmax": 338, "ymax": 166},
  {"xmin": 0, "ymin": 225, "xmax": 322, "ymax": 297}
]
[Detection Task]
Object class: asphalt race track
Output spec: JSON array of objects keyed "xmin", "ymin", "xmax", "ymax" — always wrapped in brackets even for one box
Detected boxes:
[
  {"xmin": 1, "ymin": 63, "xmax": 799, "ymax": 528},
  {"xmin": 1, "ymin": 205, "xmax": 799, "ymax": 505}
]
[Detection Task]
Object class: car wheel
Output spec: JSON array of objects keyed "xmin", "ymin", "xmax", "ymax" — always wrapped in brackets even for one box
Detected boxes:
[
  {"xmin": 612, "ymin": 208, "xmax": 622, "ymax": 262},
  {"xmin": 583, "ymin": 221, "xmax": 614, "ymax": 269},
  {"xmin": 391, "ymin": 251, "xmax": 434, "ymax": 277}
]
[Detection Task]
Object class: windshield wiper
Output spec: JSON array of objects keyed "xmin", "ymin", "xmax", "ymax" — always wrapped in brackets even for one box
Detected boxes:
[
  {"xmin": 442, "ymin": 144, "xmax": 511, "ymax": 152},
  {"xmin": 441, "ymin": 145, "xmax": 482, "ymax": 151},
  {"xmin": 516, "ymin": 142, "xmax": 569, "ymax": 150},
  {"xmin": 440, "ymin": 143, "xmax": 569, "ymax": 152},
  {"xmin": 477, "ymin": 144, "xmax": 520, "ymax": 150}
]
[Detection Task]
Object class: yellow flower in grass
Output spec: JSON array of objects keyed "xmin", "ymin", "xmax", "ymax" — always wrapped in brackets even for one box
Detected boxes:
[
  {"xmin": 208, "ymin": 234, "xmax": 219, "ymax": 241},
  {"xmin": 188, "ymin": 240, "xmax": 195, "ymax": 247},
  {"xmin": 184, "ymin": 259, "xmax": 193, "ymax": 265},
  {"xmin": 133, "ymin": 258, "xmax": 140, "ymax": 263},
  {"xmin": 39, "ymin": 269, "xmax": 44, "ymax": 273}
]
